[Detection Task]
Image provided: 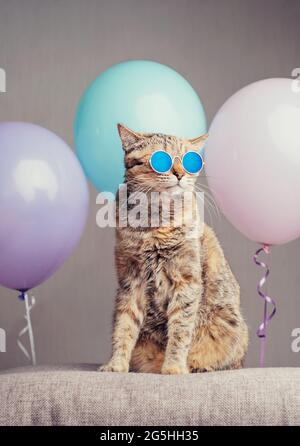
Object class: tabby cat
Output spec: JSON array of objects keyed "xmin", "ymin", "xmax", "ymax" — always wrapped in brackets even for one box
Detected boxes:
[{"xmin": 99, "ymin": 124, "xmax": 248, "ymax": 374}]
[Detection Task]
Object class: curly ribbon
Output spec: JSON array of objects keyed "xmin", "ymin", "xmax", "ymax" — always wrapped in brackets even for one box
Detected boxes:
[
  {"xmin": 17, "ymin": 291, "xmax": 37, "ymax": 366},
  {"xmin": 253, "ymin": 244, "xmax": 276, "ymax": 367}
]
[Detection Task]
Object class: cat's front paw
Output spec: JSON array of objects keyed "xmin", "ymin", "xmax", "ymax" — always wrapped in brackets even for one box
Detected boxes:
[
  {"xmin": 161, "ymin": 362, "xmax": 189, "ymax": 375},
  {"xmin": 98, "ymin": 360, "xmax": 129, "ymax": 373}
]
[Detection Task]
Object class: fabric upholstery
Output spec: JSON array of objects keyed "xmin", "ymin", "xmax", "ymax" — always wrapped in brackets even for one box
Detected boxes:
[{"xmin": 0, "ymin": 365, "xmax": 299, "ymax": 426}]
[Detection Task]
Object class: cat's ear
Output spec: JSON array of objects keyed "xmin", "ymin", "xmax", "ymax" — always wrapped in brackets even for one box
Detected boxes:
[
  {"xmin": 117, "ymin": 123, "xmax": 143, "ymax": 150},
  {"xmin": 189, "ymin": 133, "xmax": 209, "ymax": 151}
]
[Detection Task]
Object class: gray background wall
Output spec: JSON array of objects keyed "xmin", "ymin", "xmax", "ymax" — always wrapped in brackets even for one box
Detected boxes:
[{"xmin": 0, "ymin": 0, "xmax": 300, "ymax": 370}]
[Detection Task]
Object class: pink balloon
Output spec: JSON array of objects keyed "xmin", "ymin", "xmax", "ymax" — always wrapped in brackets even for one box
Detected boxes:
[{"xmin": 205, "ymin": 78, "xmax": 300, "ymax": 246}]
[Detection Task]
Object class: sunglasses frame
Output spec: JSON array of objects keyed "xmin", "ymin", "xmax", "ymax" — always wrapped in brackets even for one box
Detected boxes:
[{"xmin": 149, "ymin": 150, "xmax": 204, "ymax": 175}]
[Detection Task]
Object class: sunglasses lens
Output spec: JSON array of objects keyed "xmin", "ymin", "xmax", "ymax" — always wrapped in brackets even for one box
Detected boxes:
[
  {"xmin": 182, "ymin": 151, "xmax": 203, "ymax": 174},
  {"xmin": 150, "ymin": 151, "xmax": 172, "ymax": 173}
]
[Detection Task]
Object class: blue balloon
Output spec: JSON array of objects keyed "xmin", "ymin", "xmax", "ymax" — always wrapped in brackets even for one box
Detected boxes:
[{"xmin": 74, "ymin": 60, "xmax": 206, "ymax": 195}]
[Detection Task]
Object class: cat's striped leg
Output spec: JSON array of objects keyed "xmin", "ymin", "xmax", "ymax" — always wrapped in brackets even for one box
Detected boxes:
[
  {"xmin": 99, "ymin": 288, "xmax": 144, "ymax": 373},
  {"xmin": 187, "ymin": 304, "xmax": 248, "ymax": 372},
  {"xmin": 162, "ymin": 288, "xmax": 199, "ymax": 375}
]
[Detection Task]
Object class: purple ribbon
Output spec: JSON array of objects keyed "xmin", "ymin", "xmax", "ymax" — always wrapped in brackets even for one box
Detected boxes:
[{"xmin": 253, "ymin": 244, "xmax": 276, "ymax": 367}]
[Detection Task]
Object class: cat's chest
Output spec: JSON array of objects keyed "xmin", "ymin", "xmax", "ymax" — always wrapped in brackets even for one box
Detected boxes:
[
  {"xmin": 141, "ymin": 247, "xmax": 176, "ymax": 316},
  {"xmin": 145, "ymin": 247, "xmax": 173, "ymax": 290},
  {"xmin": 118, "ymin": 226, "xmax": 201, "ymax": 298},
  {"xmin": 139, "ymin": 235, "xmax": 199, "ymax": 298},
  {"xmin": 139, "ymin": 239, "xmax": 200, "ymax": 327}
]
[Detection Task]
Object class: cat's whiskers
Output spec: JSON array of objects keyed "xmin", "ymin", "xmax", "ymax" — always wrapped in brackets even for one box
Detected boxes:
[
  {"xmin": 194, "ymin": 181, "xmax": 220, "ymax": 210},
  {"xmin": 119, "ymin": 181, "xmax": 153, "ymax": 213},
  {"xmin": 194, "ymin": 186, "xmax": 219, "ymax": 219},
  {"xmin": 194, "ymin": 184, "xmax": 220, "ymax": 222}
]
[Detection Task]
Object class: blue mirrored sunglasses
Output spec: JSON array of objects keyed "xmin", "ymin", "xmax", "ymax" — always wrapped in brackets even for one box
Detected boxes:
[{"xmin": 150, "ymin": 150, "xmax": 204, "ymax": 175}]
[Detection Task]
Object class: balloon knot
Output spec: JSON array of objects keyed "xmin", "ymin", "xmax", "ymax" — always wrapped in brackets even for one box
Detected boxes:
[
  {"xmin": 263, "ymin": 244, "xmax": 270, "ymax": 254},
  {"xmin": 18, "ymin": 291, "xmax": 26, "ymax": 301}
]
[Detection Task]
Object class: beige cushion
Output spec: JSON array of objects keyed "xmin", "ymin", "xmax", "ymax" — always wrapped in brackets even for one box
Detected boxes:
[{"xmin": 0, "ymin": 365, "xmax": 299, "ymax": 426}]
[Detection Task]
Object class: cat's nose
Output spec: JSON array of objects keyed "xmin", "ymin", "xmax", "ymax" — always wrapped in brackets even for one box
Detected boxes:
[
  {"xmin": 173, "ymin": 170, "xmax": 184, "ymax": 180},
  {"xmin": 172, "ymin": 158, "xmax": 185, "ymax": 180}
]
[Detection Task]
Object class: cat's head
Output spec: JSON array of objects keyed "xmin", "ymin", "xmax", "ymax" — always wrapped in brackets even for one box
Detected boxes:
[{"xmin": 118, "ymin": 123, "xmax": 208, "ymax": 196}]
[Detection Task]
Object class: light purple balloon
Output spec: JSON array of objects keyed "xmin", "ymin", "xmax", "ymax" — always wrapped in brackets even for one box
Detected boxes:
[
  {"xmin": 205, "ymin": 78, "xmax": 300, "ymax": 246},
  {"xmin": 0, "ymin": 122, "xmax": 89, "ymax": 291}
]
